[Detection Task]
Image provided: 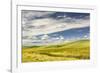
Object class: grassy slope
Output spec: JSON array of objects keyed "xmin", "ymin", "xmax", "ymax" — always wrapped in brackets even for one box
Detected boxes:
[{"xmin": 22, "ymin": 40, "xmax": 90, "ymax": 62}]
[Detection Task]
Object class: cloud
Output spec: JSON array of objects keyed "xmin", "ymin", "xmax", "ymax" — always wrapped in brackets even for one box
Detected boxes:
[
  {"xmin": 23, "ymin": 17, "xmax": 89, "ymax": 36},
  {"xmin": 41, "ymin": 34, "xmax": 50, "ymax": 40},
  {"xmin": 22, "ymin": 11, "xmax": 90, "ymax": 45},
  {"xmin": 22, "ymin": 10, "xmax": 55, "ymax": 22}
]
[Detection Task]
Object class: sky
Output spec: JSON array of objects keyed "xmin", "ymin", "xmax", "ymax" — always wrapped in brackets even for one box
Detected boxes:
[{"xmin": 22, "ymin": 10, "xmax": 90, "ymax": 46}]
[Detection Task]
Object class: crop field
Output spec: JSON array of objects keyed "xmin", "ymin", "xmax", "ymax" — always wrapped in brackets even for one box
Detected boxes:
[{"xmin": 22, "ymin": 40, "xmax": 90, "ymax": 63}]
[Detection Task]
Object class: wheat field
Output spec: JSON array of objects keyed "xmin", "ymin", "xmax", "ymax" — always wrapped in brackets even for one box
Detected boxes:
[{"xmin": 22, "ymin": 40, "xmax": 90, "ymax": 62}]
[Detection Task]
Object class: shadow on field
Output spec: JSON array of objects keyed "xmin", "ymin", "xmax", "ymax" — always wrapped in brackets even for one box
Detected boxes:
[{"xmin": 36, "ymin": 52, "xmax": 90, "ymax": 59}]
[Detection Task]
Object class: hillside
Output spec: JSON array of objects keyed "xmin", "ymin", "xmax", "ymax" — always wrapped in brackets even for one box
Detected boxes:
[{"xmin": 22, "ymin": 40, "xmax": 90, "ymax": 62}]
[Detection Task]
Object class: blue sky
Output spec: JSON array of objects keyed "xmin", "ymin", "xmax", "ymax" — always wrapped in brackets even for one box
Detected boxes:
[{"xmin": 22, "ymin": 10, "xmax": 90, "ymax": 46}]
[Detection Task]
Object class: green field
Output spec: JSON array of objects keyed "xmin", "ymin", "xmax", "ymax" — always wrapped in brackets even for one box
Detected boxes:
[{"xmin": 22, "ymin": 40, "xmax": 90, "ymax": 62}]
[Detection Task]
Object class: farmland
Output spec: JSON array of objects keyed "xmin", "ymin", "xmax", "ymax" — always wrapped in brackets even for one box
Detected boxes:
[{"xmin": 22, "ymin": 40, "xmax": 90, "ymax": 62}]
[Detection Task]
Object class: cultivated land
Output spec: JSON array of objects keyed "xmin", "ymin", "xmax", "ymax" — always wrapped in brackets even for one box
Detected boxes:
[{"xmin": 22, "ymin": 40, "xmax": 90, "ymax": 62}]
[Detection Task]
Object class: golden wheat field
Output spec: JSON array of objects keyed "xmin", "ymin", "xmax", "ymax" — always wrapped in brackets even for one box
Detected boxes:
[{"xmin": 22, "ymin": 40, "xmax": 90, "ymax": 63}]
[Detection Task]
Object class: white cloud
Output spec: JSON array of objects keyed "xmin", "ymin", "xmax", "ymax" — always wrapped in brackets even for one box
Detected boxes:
[
  {"xmin": 22, "ymin": 11, "xmax": 90, "ymax": 45},
  {"xmin": 41, "ymin": 34, "xmax": 49, "ymax": 40},
  {"xmin": 84, "ymin": 35, "xmax": 88, "ymax": 38},
  {"xmin": 59, "ymin": 36, "xmax": 64, "ymax": 40},
  {"xmin": 22, "ymin": 10, "xmax": 55, "ymax": 21},
  {"xmin": 23, "ymin": 17, "xmax": 89, "ymax": 37}
]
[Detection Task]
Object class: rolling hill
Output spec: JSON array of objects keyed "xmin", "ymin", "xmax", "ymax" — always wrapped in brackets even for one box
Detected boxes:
[{"xmin": 22, "ymin": 40, "xmax": 90, "ymax": 62}]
